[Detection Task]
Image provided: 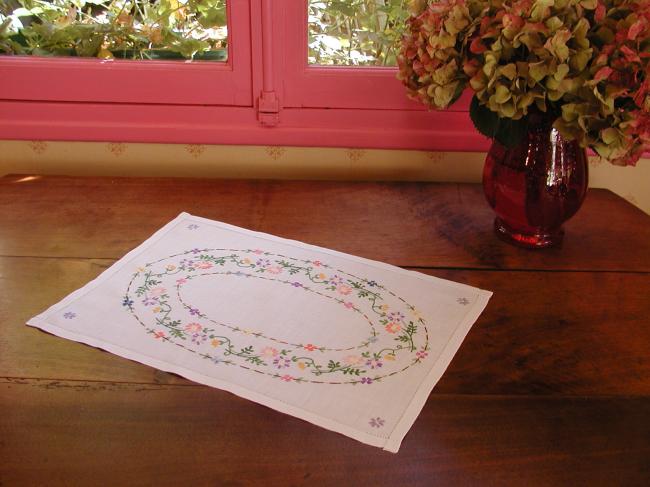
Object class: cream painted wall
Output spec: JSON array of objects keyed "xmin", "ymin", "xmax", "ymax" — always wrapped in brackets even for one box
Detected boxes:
[{"xmin": 1, "ymin": 140, "xmax": 648, "ymax": 214}]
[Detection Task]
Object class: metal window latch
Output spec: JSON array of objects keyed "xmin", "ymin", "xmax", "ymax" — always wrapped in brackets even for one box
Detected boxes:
[{"xmin": 258, "ymin": 91, "xmax": 280, "ymax": 127}]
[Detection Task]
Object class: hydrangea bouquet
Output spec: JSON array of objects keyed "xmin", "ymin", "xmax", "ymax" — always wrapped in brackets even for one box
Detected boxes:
[{"xmin": 398, "ymin": 0, "xmax": 650, "ymax": 166}]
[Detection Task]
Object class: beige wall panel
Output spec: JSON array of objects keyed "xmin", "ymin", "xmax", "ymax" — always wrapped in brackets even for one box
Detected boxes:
[{"xmin": 0, "ymin": 140, "xmax": 647, "ymax": 215}]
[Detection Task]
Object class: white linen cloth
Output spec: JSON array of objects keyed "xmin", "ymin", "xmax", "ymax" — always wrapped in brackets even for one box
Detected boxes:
[{"xmin": 28, "ymin": 213, "xmax": 492, "ymax": 452}]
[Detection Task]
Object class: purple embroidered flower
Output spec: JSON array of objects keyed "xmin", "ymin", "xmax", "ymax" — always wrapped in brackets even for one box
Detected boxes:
[
  {"xmin": 366, "ymin": 359, "xmax": 383, "ymax": 369},
  {"xmin": 179, "ymin": 259, "xmax": 194, "ymax": 268},
  {"xmin": 360, "ymin": 377, "xmax": 373, "ymax": 384},
  {"xmin": 416, "ymin": 350, "xmax": 429, "ymax": 360},
  {"xmin": 256, "ymin": 258, "xmax": 271, "ymax": 267},
  {"xmin": 367, "ymin": 335, "xmax": 379, "ymax": 344},
  {"xmin": 291, "ymin": 281, "xmax": 302, "ymax": 288},
  {"xmin": 187, "ymin": 224, "xmax": 199, "ymax": 230},
  {"xmin": 211, "ymin": 355, "xmax": 222, "ymax": 364},
  {"xmin": 388, "ymin": 311, "xmax": 405, "ymax": 323},
  {"xmin": 191, "ymin": 333, "xmax": 207, "ymax": 345},
  {"xmin": 329, "ymin": 275, "xmax": 344, "ymax": 286},
  {"xmin": 369, "ymin": 417, "xmax": 385, "ymax": 428},
  {"xmin": 367, "ymin": 280, "xmax": 378, "ymax": 287},
  {"xmin": 273, "ymin": 356, "xmax": 292, "ymax": 369},
  {"xmin": 457, "ymin": 297, "xmax": 470, "ymax": 305},
  {"xmin": 189, "ymin": 307, "xmax": 201, "ymax": 316},
  {"xmin": 63, "ymin": 312, "xmax": 76, "ymax": 319},
  {"xmin": 122, "ymin": 297, "xmax": 134, "ymax": 307},
  {"xmin": 190, "ymin": 248, "xmax": 202, "ymax": 254},
  {"xmin": 142, "ymin": 296, "xmax": 158, "ymax": 306}
]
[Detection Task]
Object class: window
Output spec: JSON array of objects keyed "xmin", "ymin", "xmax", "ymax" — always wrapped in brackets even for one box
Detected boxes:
[{"xmin": 0, "ymin": 0, "xmax": 483, "ymax": 151}]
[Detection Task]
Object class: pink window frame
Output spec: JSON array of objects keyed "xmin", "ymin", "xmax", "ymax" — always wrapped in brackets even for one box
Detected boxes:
[{"xmin": 0, "ymin": 0, "xmax": 486, "ymax": 152}]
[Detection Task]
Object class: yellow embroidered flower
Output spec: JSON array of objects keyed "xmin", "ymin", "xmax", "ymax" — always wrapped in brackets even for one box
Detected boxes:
[
  {"xmin": 242, "ymin": 258, "xmax": 251, "ymax": 264},
  {"xmin": 297, "ymin": 362, "xmax": 306, "ymax": 370},
  {"xmin": 137, "ymin": 266, "xmax": 146, "ymax": 272},
  {"xmin": 317, "ymin": 273, "xmax": 327, "ymax": 280},
  {"xmin": 385, "ymin": 354, "xmax": 396, "ymax": 361},
  {"xmin": 152, "ymin": 306, "xmax": 161, "ymax": 313},
  {"xmin": 211, "ymin": 339, "xmax": 221, "ymax": 347},
  {"xmin": 380, "ymin": 304, "xmax": 390, "ymax": 312},
  {"xmin": 166, "ymin": 264, "xmax": 176, "ymax": 271},
  {"xmin": 243, "ymin": 328, "xmax": 252, "ymax": 335}
]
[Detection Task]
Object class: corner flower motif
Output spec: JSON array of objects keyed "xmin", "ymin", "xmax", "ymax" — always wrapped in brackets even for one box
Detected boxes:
[
  {"xmin": 63, "ymin": 312, "xmax": 76, "ymax": 319},
  {"xmin": 369, "ymin": 417, "xmax": 385, "ymax": 428}
]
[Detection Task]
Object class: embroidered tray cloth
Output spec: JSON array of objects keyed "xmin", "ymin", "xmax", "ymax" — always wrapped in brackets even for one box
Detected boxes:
[{"xmin": 28, "ymin": 213, "xmax": 492, "ymax": 452}]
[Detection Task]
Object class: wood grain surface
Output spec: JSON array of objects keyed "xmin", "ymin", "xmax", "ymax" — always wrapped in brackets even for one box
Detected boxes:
[
  {"xmin": 1, "ymin": 175, "xmax": 649, "ymax": 486},
  {"xmin": 1, "ymin": 175, "xmax": 648, "ymax": 271}
]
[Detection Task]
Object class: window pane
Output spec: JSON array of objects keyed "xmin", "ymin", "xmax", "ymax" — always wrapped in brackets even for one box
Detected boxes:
[
  {"xmin": 308, "ymin": 0, "xmax": 408, "ymax": 66},
  {"xmin": 0, "ymin": 0, "xmax": 228, "ymax": 61}
]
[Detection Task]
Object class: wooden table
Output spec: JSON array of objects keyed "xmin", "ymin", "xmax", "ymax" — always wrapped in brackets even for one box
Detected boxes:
[{"xmin": 1, "ymin": 175, "xmax": 649, "ymax": 486}]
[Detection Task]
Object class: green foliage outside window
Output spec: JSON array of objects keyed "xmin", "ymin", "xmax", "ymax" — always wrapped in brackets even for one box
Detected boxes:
[
  {"xmin": 0, "ymin": 0, "xmax": 227, "ymax": 60},
  {"xmin": 308, "ymin": 0, "xmax": 408, "ymax": 66}
]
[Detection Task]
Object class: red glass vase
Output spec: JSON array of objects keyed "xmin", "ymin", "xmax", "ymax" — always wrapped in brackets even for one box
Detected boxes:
[{"xmin": 483, "ymin": 114, "xmax": 589, "ymax": 248}]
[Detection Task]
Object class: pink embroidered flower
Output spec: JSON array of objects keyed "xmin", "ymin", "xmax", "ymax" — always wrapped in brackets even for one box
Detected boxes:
[
  {"xmin": 153, "ymin": 331, "xmax": 166, "ymax": 339},
  {"xmin": 149, "ymin": 287, "xmax": 166, "ymax": 297},
  {"xmin": 176, "ymin": 278, "xmax": 188, "ymax": 285},
  {"xmin": 303, "ymin": 343, "xmax": 318, "ymax": 351},
  {"xmin": 195, "ymin": 262, "xmax": 213, "ymax": 270},
  {"xmin": 253, "ymin": 249, "xmax": 264, "ymax": 255},
  {"xmin": 260, "ymin": 346, "xmax": 279, "ymax": 358},
  {"xmin": 360, "ymin": 377, "xmax": 373, "ymax": 384},
  {"xmin": 416, "ymin": 351, "xmax": 429, "ymax": 360},
  {"xmin": 312, "ymin": 260, "xmax": 323, "ymax": 267},
  {"xmin": 280, "ymin": 374, "xmax": 293, "ymax": 382},
  {"xmin": 343, "ymin": 301, "xmax": 355, "ymax": 309},
  {"xmin": 385, "ymin": 322, "xmax": 401, "ymax": 334},
  {"xmin": 184, "ymin": 322, "xmax": 202, "ymax": 333},
  {"xmin": 337, "ymin": 284, "xmax": 352, "ymax": 295},
  {"xmin": 266, "ymin": 266, "xmax": 282, "ymax": 275},
  {"xmin": 343, "ymin": 355, "xmax": 363, "ymax": 366}
]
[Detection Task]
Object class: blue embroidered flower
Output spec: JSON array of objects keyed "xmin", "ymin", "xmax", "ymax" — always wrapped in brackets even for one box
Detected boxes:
[{"xmin": 63, "ymin": 312, "xmax": 76, "ymax": 319}]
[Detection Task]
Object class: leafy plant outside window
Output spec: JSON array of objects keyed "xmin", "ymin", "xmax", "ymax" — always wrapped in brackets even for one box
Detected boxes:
[
  {"xmin": 0, "ymin": 0, "xmax": 227, "ymax": 60},
  {"xmin": 308, "ymin": 0, "xmax": 408, "ymax": 66}
]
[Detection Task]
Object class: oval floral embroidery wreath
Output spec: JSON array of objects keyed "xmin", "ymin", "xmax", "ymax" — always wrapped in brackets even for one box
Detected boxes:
[{"xmin": 123, "ymin": 248, "xmax": 431, "ymax": 385}]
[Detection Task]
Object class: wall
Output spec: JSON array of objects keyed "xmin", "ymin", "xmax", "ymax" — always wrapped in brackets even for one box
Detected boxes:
[{"xmin": 1, "ymin": 140, "xmax": 648, "ymax": 215}]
